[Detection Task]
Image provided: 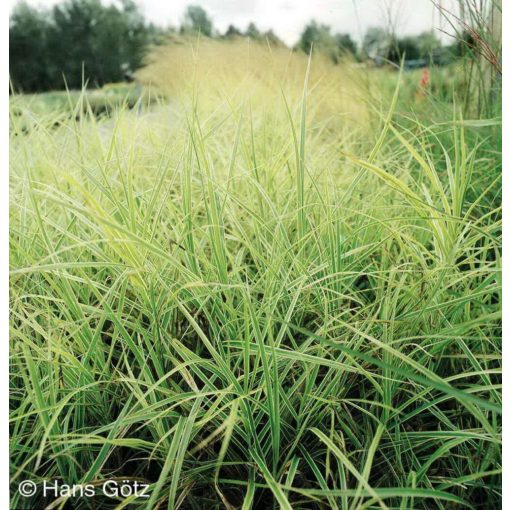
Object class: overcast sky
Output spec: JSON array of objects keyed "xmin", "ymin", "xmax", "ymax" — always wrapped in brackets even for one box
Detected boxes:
[{"xmin": 8, "ymin": 0, "xmax": 458, "ymax": 46}]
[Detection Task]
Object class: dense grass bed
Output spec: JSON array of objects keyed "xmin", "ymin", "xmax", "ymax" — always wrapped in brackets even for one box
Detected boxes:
[
  {"xmin": 10, "ymin": 40, "xmax": 501, "ymax": 509},
  {"xmin": 9, "ymin": 83, "xmax": 152, "ymax": 134}
]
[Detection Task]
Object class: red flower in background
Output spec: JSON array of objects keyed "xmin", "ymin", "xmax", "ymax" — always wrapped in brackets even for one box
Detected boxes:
[
  {"xmin": 415, "ymin": 68, "xmax": 430, "ymax": 101},
  {"xmin": 420, "ymin": 69, "xmax": 430, "ymax": 88}
]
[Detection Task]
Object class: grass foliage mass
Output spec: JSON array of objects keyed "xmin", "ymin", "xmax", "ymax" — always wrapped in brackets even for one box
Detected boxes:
[{"xmin": 10, "ymin": 39, "xmax": 501, "ymax": 509}]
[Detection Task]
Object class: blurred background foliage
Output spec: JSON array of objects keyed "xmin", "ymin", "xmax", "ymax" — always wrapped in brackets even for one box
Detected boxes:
[
  {"xmin": 10, "ymin": 0, "xmax": 490, "ymax": 93},
  {"xmin": 9, "ymin": 0, "xmax": 501, "ymax": 119},
  {"xmin": 9, "ymin": 0, "xmax": 164, "ymax": 91}
]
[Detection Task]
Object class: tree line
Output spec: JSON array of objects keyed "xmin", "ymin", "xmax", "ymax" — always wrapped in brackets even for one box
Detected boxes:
[
  {"xmin": 10, "ymin": 0, "xmax": 464, "ymax": 93},
  {"xmin": 9, "ymin": 0, "xmax": 163, "ymax": 92}
]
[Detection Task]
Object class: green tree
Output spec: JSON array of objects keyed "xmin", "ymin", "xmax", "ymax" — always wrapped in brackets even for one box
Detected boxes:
[
  {"xmin": 245, "ymin": 22, "xmax": 261, "ymax": 40},
  {"xmin": 362, "ymin": 27, "xmax": 390, "ymax": 61},
  {"xmin": 298, "ymin": 21, "xmax": 356, "ymax": 61},
  {"xmin": 298, "ymin": 20, "xmax": 335, "ymax": 55},
  {"xmin": 10, "ymin": 0, "xmax": 153, "ymax": 92},
  {"xmin": 263, "ymin": 30, "xmax": 284, "ymax": 47},
  {"xmin": 224, "ymin": 24, "xmax": 242, "ymax": 39},
  {"xmin": 387, "ymin": 35, "xmax": 420, "ymax": 63},
  {"xmin": 387, "ymin": 31, "xmax": 441, "ymax": 65},
  {"xmin": 334, "ymin": 33, "xmax": 357, "ymax": 57},
  {"xmin": 181, "ymin": 5, "xmax": 213, "ymax": 37},
  {"xmin": 9, "ymin": 2, "xmax": 52, "ymax": 92},
  {"xmin": 416, "ymin": 30, "xmax": 441, "ymax": 60},
  {"xmin": 47, "ymin": 0, "xmax": 149, "ymax": 88}
]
